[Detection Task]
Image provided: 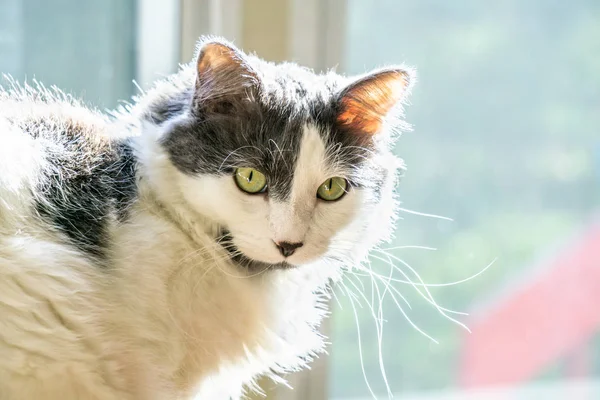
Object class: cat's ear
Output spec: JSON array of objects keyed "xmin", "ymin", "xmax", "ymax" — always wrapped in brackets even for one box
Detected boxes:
[
  {"xmin": 193, "ymin": 39, "xmax": 258, "ymax": 114},
  {"xmin": 336, "ymin": 67, "xmax": 414, "ymax": 136}
]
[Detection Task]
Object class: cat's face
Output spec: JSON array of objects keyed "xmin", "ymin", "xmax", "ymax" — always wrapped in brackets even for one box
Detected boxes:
[{"xmin": 159, "ymin": 39, "xmax": 413, "ymax": 271}]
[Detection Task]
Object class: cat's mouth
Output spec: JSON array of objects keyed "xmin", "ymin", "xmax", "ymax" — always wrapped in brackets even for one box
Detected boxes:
[{"xmin": 217, "ymin": 229, "xmax": 295, "ymax": 272}]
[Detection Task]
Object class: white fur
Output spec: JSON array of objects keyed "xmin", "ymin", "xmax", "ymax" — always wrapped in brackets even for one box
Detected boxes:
[
  {"xmin": 0, "ymin": 98, "xmax": 398, "ymax": 399},
  {"xmin": 176, "ymin": 125, "xmax": 361, "ymax": 266}
]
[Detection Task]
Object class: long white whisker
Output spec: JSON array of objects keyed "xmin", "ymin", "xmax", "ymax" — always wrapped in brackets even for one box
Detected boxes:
[
  {"xmin": 332, "ymin": 287, "xmax": 344, "ymax": 310},
  {"xmin": 363, "ymin": 257, "xmax": 439, "ymax": 344},
  {"xmin": 380, "ymin": 245, "xmax": 437, "ymax": 251},
  {"xmin": 351, "ymin": 269, "xmax": 412, "ymax": 309},
  {"xmin": 370, "ymin": 252, "xmax": 452, "ymax": 314},
  {"xmin": 340, "ymin": 282, "xmax": 377, "ymax": 400},
  {"xmin": 375, "ymin": 258, "xmax": 394, "ymax": 398},
  {"xmin": 359, "ymin": 255, "xmax": 495, "ymax": 291},
  {"xmin": 347, "ymin": 275, "xmax": 376, "ymax": 318},
  {"xmin": 367, "ymin": 260, "xmax": 376, "ymax": 322},
  {"xmin": 372, "ymin": 251, "xmax": 471, "ymax": 333},
  {"xmin": 397, "ymin": 207, "xmax": 454, "ymax": 221},
  {"xmin": 406, "ymin": 258, "xmax": 498, "ymax": 287},
  {"xmin": 360, "ymin": 266, "xmax": 467, "ymax": 316},
  {"xmin": 387, "ymin": 277, "xmax": 466, "ymax": 316},
  {"xmin": 344, "ymin": 281, "xmax": 364, "ymax": 308},
  {"xmin": 384, "ymin": 257, "xmax": 497, "ymax": 288},
  {"xmin": 387, "ymin": 288, "xmax": 438, "ymax": 343}
]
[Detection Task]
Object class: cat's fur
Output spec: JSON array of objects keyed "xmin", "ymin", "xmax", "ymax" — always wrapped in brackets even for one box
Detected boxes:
[{"xmin": 0, "ymin": 37, "xmax": 413, "ymax": 399}]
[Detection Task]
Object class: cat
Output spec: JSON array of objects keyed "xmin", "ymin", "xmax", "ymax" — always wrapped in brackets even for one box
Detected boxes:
[{"xmin": 0, "ymin": 36, "xmax": 414, "ymax": 399}]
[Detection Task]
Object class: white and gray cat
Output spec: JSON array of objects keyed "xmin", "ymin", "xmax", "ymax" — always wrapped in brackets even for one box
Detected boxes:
[{"xmin": 0, "ymin": 37, "xmax": 414, "ymax": 399}]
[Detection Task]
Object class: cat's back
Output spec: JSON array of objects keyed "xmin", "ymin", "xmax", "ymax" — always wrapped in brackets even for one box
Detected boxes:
[
  {"xmin": 0, "ymin": 80, "xmax": 110, "ymax": 149},
  {"xmin": 0, "ymin": 84, "xmax": 142, "ymax": 399},
  {"xmin": 0, "ymin": 83, "xmax": 103, "ymax": 227},
  {"xmin": 0, "ymin": 81, "xmax": 109, "ymax": 193},
  {"xmin": 0, "ymin": 82, "xmax": 138, "ymax": 257}
]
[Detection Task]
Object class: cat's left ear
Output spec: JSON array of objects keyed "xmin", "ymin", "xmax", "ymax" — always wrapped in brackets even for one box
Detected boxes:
[{"xmin": 336, "ymin": 67, "xmax": 415, "ymax": 136}]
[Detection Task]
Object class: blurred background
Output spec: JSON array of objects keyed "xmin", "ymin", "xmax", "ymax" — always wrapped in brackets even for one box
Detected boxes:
[{"xmin": 1, "ymin": 0, "xmax": 598, "ymax": 399}]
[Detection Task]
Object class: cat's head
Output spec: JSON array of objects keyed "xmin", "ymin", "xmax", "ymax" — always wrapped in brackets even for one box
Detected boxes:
[{"xmin": 153, "ymin": 37, "xmax": 414, "ymax": 272}]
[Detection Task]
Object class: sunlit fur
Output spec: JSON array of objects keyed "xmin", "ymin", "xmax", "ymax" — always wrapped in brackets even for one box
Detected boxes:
[{"xmin": 0, "ymin": 37, "xmax": 414, "ymax": 399}]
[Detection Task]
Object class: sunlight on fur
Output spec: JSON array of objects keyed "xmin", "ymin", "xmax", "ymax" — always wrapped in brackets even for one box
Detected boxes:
[{"xmin": 0, "ymin": 35, "xmax": 494, "ymax": 400}]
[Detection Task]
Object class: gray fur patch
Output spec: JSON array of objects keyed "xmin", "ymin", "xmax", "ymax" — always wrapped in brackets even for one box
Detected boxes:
[
  {"xmin": 35, "ymin": 135, "xmax": 138, "ymax": 260},
  {"xmin": 23, "ymin": 117, "xmax": 139, "ymax": 260},
  {"xmin": 156, "ymin": 46, "xmax": 388, "ymax": 202}
]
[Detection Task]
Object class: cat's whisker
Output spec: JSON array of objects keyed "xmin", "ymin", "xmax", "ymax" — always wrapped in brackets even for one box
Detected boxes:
[
  {"xmin": 339, "ymin": 281, "xmax": 377, "ymax": 400},
  {"xmin": 378, "ymin": 278, "xmax": 438, "ymax": 344},
  {"xmin": 397, "ymin": 207, "xmax": 454, "ymax": 222},
  {"xmin": 350, "ymin": 269, "xmax": 413, "ymax": 310},
  {"xmin": 331, "ymin": 285, "xmax": 344, "ymax": 310},
  {"xmin": 218, "ymin": 145, "xmax": 265, "ymax": 172},
  {"xmin": 360, "ymin": 266, "xmax": 467, "ymax": 317},
  {"xmin": 360, "ymin": 258, "xmax": 441, "ymax": 340},
  {"xmin": 357, "ymin": 259, "xmax": 440, "ymax": 345},
  {"xmin": 368, "ymin": 258, "xmax": 393, "ymax": 399},
  {"xmin": 188, "ymin": 238, "xmax": 279, "ymax": 280},
  {"xmin": 344, "ymin": 282, "xmax": 364, "ymax": 309},
  {"xmin": 173, "ymin": 241, "xmax": 233, "ymax": 271},
  {"xmin": 343, "ymin": 145, "xmax": 379, "ymax": 157},
  {"xmin": 380, "ymin": 244, "xmax": 437, "ymax": 251},
  {"xmin": 346, "ymin": 275, "xmax": 378, "ymax": 321},
  {"xmin": 343, "ymin": 257, "xmax": 420, "ymax": 398},
  {"xmin": 364, "ymin": 258, "xmax": 385, "ymax": 325},
  {"xmin": 349, "ymin": 270, "xmax": 473, "ymax": 317},
  {"xmin": 373, "ymin": 256, "xmax": 497, "ymax": 288},
  {"xmin": 372, "ymin": 250, "xmax": 471, "ymax": 332},
  {"xmin": 268, "ymin": 139, "xmax": 290, "ymax": 171},
  {"xmin": 370, "ymin": 252, "xmax": 452, "ymax": 314}
]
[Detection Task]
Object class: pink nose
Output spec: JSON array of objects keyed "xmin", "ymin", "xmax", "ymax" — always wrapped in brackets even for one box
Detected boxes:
[{"xmin": 274, "ymin": 241, "xmax": 303, "ymax": 257}]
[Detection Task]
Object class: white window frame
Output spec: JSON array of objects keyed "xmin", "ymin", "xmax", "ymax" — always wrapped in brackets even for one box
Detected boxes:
[{"xmin": 136, "ymin": 0, "xmax": 181, "ymax": 88}]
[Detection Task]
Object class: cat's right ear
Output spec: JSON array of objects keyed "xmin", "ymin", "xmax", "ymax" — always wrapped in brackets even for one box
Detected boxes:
[{"xmin": 193, "ymin": 38, "xmax": 258, "ymax": 115}]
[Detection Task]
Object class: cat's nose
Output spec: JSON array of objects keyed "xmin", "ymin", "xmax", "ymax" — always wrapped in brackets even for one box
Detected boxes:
[{"xmin": 275, "ymin": 241, "xmax": 303, "ymax": 257}]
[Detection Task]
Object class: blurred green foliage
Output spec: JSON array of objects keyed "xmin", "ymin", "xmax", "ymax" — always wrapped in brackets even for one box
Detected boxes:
[{"xmin": 330, "ymin": 0, "xmax": 600, "ymax": 397}]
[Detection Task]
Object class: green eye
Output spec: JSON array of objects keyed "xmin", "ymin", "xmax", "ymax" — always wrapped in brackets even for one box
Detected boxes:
[
  {"xmin": 234, "ymin": 168, "xmax": 267, "ymax": 194},
  {"xmin": 317, "ymin": 177, "xmax": 348, "ymax": 201}
]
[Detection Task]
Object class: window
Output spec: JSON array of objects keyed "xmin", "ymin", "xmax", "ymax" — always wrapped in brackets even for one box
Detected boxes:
[
  {"xmin": 3, "ymin": 1, "xmax": 598, "ymax": 399},
  {"xmin": 0, "ymin": 0, "xmax": 136, "ymax": 108},
  {"xmin": 0, "ymin": 0, "xmax": 180, "ymax": 108},
  {"xmin": 329, "ymin": 1, "xmax": 600, "ymax": 399}
]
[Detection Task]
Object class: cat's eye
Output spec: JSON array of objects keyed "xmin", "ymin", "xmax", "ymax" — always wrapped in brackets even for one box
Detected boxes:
[
  {"xmin": 316, "ymin": 177, "xmax": 348, "ymax": 201},
  {"xmin": 234, "ymin": 168, "xmax": 267, "ymax": 194}
]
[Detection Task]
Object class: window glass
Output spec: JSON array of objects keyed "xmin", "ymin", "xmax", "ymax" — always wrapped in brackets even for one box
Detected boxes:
[
  {"xmin": 331, "ymin": 1, "xmax": 600, "ymax": 398},
  {"xmin": 0, "ymin": 0, "xmax": 136, "ymax": 108}
]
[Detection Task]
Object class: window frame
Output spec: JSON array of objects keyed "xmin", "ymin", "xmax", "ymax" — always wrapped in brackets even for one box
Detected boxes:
[{"xmin": 136, "ymin": 0, "xmax": 181, "ymax": 88}]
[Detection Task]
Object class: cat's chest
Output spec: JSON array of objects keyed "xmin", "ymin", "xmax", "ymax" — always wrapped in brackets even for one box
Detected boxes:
[
  {"xmin": 113, "ymin": 212, "xmax": 327, "ymax": 395},
  {"xmin": 168, "ymin": 261, "xmax": 326, "ymax": 396}
]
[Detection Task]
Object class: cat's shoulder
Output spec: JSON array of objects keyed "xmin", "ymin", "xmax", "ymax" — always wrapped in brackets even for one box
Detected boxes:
[{"xmin": 0, "ymin": 79, "xmax": 138, "ymax": 259}]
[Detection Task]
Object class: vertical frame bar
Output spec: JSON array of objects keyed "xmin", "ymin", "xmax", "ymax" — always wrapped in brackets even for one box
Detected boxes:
[{"xmin": 136, "ymin": 0, "xmax": 181, "ymax": 87}]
